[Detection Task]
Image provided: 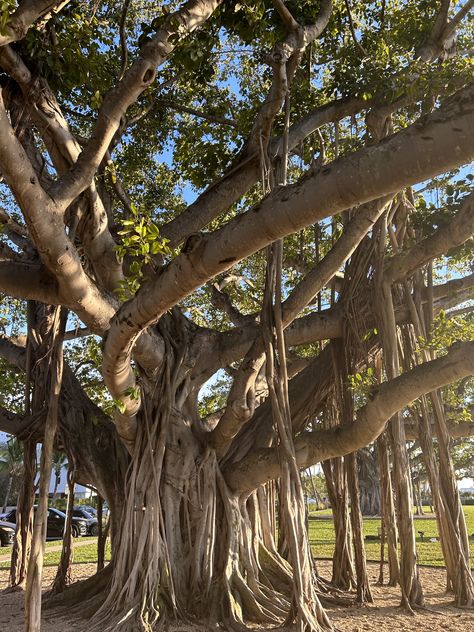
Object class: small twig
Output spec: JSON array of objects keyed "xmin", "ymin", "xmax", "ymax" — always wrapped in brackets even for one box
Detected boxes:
[
  {"xmin": 118, "ymin": 0, "xmax": 132, "ymax": 81},
  {"xmin": 311, "ymin": 128, "xmax": 325, "ymax": 170},
  {"xmin": 343, "ymin": 0, "xmax": 367, "ymax": 57},
  {"xmin": 279, "ymin": 91, "xmax": 291, "ymax": 185},
  {"xmin": 445, "ymin": 0, "xmax": 474, "ymax": 38},
  {"xmin": 157, "ymin": 98, "xmax": 239, "ymax": 128}
]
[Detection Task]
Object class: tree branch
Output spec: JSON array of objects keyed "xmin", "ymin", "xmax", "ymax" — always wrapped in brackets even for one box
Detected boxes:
[
  {"xmin": 416, "ymin": 0, "xmax": 474, "ymax": 61},
  {"xmin": 157, "ymin": 98, "xmax": 239, "ymax": 127},
  {"xmin": 385, "ymin": 189, "xmax": 474, "ymax": 284},
  {"xmin": 0, "ymin": 46, "xmax": 123, "ymax": 293},
  {"xmin": 0, "ymin": 207, "xmax": 32, "ymax": 252},
  {"xmin": 225, "ymin": 341, "xmax": 474, "ymax": 493},
  {"xmin": 343, "ymin": 0, "xmax": 367, "ymax": 57},
  {"xmin": 50, "ymin": 0, "xmax": 224, "ymax": 208},
  {"xmin": 103, "ymin": 82, "xmax": 474, "ymax": 436},
  {"xmin": 0, "ymin": 406, "xmax": 30, "ymax": 436},
  {"xmin": 161, "ymin": 96, "xmax": 366, "ymax": 248},
  {"xmin": 0, "ymin": 90, "xmax": 116, "ymax": 333},
  {"xmin": 118, "ymin": 0, "xmax": 132, "ymax": 80},
  {"xmin": 208, "ymin": 281, "xmax": 255, "ymax": 326},
  {"xmin": 201, "ymin": 268, "xmax": 474, "ymax": 386},
  {"xmin": 405, "ymin": 420, "xmax": 474, "ymax": 441},
  {"xmin": 0, "ymin": 1, "xmax": 71, "ymax": 47},
  {"xmin": 0, "ymin": 261, "xmax": 60, "ymax": 304},
  {"xmin": 272, "ymin": 0, "xmax": 299, "ymax": 32},
  {"xmin": 208, "ymin": 341, "xmax": 265, "ymax": 457}
]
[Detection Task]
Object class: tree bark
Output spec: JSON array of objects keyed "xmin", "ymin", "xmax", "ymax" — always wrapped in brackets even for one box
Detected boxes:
[
  {"xmin": 9, "ymin": 438, "xmax": 36, "ymax": 589},
  {"xmin": 49, "ymin": 469, "xmax": 75, "ymax": 596},
  {"xmin": 322, "ymin": 459, "xmax": 356, "ymax": 590},
  {"xmin": 377, "ymin": 283, "xmax": 424, "ymax": 610},
  {"xmin": 25, "ymin": 308, "xmax": 66, "ymax": 632},
  {"xmin": 376, "ymin": 433, "xmax": 399, "ymax": 586},
  {"xmin": 2, "ymin": 475, "xmax": 13, "ymax": 513}
]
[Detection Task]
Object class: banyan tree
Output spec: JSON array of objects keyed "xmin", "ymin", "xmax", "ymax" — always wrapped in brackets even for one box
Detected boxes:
[{"xmin": 0, "ymin": 1, "xmax": 473, "ymax": 630}]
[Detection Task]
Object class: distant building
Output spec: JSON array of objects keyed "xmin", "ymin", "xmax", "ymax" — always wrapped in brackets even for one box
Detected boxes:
[{"xmin": 36, "ymin": 465, "xmax": 94, "ymax": 499}]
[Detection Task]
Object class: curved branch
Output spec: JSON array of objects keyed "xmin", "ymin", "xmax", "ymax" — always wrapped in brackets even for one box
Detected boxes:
[
  {"xmin": 225, "ymin": 341, "xmax": 474, "ymax": 493},
  {"xmin": 0, "ymin": 91, "xmax": 115, "ymax": 333},
  {"xmin": 0, "ymin": 1, "xmax": 70, "ymax": 47},
  {"xmin": 0, "ymin": 46, "xmax": 123, "ymax": 293},
  {"xmin": 0, "ymin": 261, "xmax": 60, "ymax": 304}
]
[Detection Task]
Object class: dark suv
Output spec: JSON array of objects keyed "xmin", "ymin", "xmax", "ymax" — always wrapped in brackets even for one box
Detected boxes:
[
  {"xmin": 73, "ymin": 507, "xmax": 99, "ymax": 536},
  {"xmin": 0, "ymin": 520, "xmax": 16, "ymax": 546},
  {"xmin": 3, "ymin": 507, "xmax": 87, "ymax": 539}
]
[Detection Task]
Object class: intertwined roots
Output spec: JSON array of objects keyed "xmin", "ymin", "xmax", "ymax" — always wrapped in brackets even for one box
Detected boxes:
[{"xmin": 78, "ymin": 405, "xmax": 333, "ymax": 631}]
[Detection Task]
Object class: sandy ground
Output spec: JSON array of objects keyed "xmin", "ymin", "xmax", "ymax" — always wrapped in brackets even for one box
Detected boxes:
[{"xmin": 1, "ymin": 560, "xmax": 473, "ymax": 631}]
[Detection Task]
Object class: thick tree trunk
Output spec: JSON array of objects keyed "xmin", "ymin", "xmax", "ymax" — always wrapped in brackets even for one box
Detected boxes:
[
  {"xmin": 378, "ymin": 283, "xmax": 424, "ymax": 609},
  {"xmin": 376, "ymin": 433, "xmax": 399, "ymax": 587},
  {"xmin": 9, "ymin": 438, "xmax": 36, "ymax": 589},
  {"xmin": 49, "ymin": 470, "xmax": 75, "ymax": 595},
  {"xmin": 345, "ymin": 453, "xmax": 373, "ymax": 603},
  {"xmin": 85, "ymin": 409, "xmax": 281, "ymax": 630},
  {"xmin": 322, "ymin": 459, "xmax": 356, "ymax": 591},
  {"xmin": 57, "ymin": 367, "xmax": 335, "ymax": 632},
  {"xmin": 25, "ymin": 308, "xmax": 66, "ymax": 632}
]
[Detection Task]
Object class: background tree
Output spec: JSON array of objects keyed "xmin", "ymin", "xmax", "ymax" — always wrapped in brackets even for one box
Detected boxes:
[
  {"xmin": 0, "ymin": 437, "xmax": 23, "ymax": 511},
  {"xmin": 51, "ymin": 450, "xmax": 68, "ymax": 499}
]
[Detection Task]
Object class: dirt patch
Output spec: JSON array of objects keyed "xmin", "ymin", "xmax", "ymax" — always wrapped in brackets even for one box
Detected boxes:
[
  {"xmin": 319, "ymin": 561, "xmax": 474, "ymax": 632},
  {"xmin": 0, "ymin": 560, "xmax": 473, "ymax": 630},
  {"xmin": 0, "ymin": 563, "xmax": 94, "ymax": 631}
]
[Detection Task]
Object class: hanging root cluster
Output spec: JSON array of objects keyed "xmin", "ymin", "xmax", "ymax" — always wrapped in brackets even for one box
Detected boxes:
[
  {"xmin": 260, "ymin": 238, "xmax": 333, "ymax": 632},
  {"xmin": 86, "ymin": 327, "xmax": 218, "ymax": 631}
]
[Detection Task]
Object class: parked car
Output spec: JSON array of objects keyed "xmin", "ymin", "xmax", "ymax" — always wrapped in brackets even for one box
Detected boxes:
[
  {"xmin": 2, "ymin": 507, "xmax": 87, "ymax": 539},
  {"xmin": 0, "ymin": 520, "xmax": 16, "ymax": 547},
  {"xmin": 75, "ymin": 503, "xmax": 109, "ymax": 520},
  {"xmin": 73, "ymin": 507, "xmax": 99, "ymax": 536}
]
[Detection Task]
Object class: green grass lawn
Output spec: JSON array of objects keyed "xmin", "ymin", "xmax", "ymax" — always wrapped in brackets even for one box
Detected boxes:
[
  {"xmin": 1, "ymin": 507, "xmax": 473, "ymax": 570},
  {"xmin": 0, "ymin": 537, "xmax": 112, "ymax": 569},
  {"xmin": 309, "ymin": 505, "xmax": 474, "ymax": 567}
]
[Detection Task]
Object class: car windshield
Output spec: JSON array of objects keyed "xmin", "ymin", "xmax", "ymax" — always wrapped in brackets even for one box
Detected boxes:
[
  {"xmin": 48, "ymin": 508, "xmax": 66, "ymax": 518},
  {"xmin": 74, "ymin": 509, "xmax": 93, "ymax": 519}
]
